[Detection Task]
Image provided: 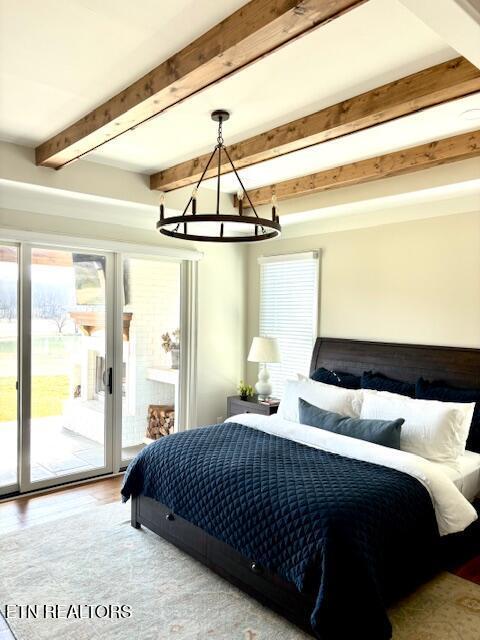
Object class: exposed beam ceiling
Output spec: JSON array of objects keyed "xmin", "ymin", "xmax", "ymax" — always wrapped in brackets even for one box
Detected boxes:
[
  {"xmin": 241, "ymin": 130, "xmax": 480, "ymax": 207},
  {"xmin": 34, "ymin": 0, "xmax": 364, "ymax": 169},
  {"xmin": 150, "ymin": 57, "xmax": 480, "ymax": 191}
]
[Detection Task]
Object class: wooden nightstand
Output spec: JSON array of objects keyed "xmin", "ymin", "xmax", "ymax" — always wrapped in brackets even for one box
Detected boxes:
[{"xmin": 227, "ymin": 395, "xmax": 279, "ymax": 418}]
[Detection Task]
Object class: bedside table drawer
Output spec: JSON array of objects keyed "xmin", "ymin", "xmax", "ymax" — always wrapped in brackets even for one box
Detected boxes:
[
  {"xmin": 227, "ymin": 396, "xmax": 278, "ymax": 418},
  {"xmin": 230, "ymin": 399, "xmax": 268, "ymax": 416}
]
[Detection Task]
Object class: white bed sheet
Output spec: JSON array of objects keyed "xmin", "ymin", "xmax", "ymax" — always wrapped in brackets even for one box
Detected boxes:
[
  {"xmin": 432, "ymin": 451, "xmax": 480, "ymax": 502},
  {"xmin": 225, "ymin": 413, "xmax": 477, "ymax": 536}
]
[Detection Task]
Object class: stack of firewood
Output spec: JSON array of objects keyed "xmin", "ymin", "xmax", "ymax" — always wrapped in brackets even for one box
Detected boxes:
[{"xmin": 146, "ymin": 404, "xmax": 175, "ymax": 439}]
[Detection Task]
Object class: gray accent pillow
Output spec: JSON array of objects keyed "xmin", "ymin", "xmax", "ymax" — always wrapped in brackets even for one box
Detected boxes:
[{"xmin": 298, "ymin": 398, "xmax": 403, "ymax": 450}]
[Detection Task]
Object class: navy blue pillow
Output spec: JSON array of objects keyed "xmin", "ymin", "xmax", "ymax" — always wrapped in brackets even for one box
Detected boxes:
[
  {"xmin": 361, "ymin": 371, "xmax": 415, "ymax": 398},
  {"xmin": 416, "ymin": 378, "xmax": 479, "ymax": 453},
  {"xmin": 310, "ymin": 367, "xmax": 360, "ymax": 389},
  {"xmin": 298, "ymin": 398, "xmax": 403, "ymax": 450}
]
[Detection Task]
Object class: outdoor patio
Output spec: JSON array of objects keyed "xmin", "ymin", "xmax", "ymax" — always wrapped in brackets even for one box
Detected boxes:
[{"xmin": 0, "ymin": 418, "xmax": 142, "ymax": 487}]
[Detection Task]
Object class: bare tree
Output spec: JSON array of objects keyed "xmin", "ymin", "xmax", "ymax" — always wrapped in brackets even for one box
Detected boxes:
[
  {"xmin": 50, "ymin": 305, "xmax": 68, "ymax": 333},
  {"xmin": 33, "ymin": 287, "xmax": 69, "ymax": 334},
  {"xmin": 0, "ymin": 286, "xmax": 16, "ymax": 322}
]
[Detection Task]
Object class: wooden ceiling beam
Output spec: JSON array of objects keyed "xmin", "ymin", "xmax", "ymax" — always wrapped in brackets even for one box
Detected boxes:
[
  {"xmin": 150, "ymin": 56, "xmax": 480, "ymax": 191},
  {"xmin": 240, "ymin": 130, "xmax": 480, "ymax": 207},
  {"xmin": 35, "ymin": 0, "xmax": 364, "ymax": 169}
]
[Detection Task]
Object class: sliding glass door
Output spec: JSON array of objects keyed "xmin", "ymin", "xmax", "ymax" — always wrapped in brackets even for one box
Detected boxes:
[
  {"xmin": 120, "ymin": 256, "xmax": 181, "ymax": 465},
  {"xmin": 0, "ymin": 244, "xmax": 114, "ymax": 495},
  {"xmin": 0, "ymin": 240, "xmax": 190, "ymax": 497},
  {"xmin": 0, "ymin": 244, "xmax": 19, "ymax": 494},
  {"xmin": 28, "ymin": 248, "xmax": 113, "ymax": 486}
]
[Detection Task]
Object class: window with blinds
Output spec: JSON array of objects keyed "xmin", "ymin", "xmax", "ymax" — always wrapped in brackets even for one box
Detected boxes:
[{"xmin": 258, "ymin": 252, "xmax": 319, "ymax": 398}]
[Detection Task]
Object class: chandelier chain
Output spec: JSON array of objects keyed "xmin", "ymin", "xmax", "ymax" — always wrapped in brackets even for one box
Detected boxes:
[{"xmin": 217, "ymin": 118, "xmax": 224, "ymax": 147}]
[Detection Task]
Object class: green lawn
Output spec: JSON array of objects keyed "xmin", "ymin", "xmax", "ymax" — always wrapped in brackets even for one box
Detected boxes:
[{"xmin": 0, "ymin": 375, "xmax": 70, "ymax": 421}]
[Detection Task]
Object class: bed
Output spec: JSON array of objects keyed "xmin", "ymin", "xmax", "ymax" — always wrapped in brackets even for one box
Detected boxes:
[{"xmin": 121, "ymin": 338, "xmax": 480, "ymax": 640}]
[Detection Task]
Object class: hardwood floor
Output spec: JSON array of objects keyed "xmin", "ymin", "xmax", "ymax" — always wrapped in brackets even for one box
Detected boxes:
[
  {"xmin": 0, "ymin": 475, "xmax": 123, "ymax": 536},
  {"xmin": 456, "ymin": 556, "xmax": 480, "ymax": 585}
]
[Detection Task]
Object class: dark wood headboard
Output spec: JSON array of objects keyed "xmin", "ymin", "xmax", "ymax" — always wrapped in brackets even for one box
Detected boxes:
[{"xmin": 310, "ymin": 338, "xmax": 480, "ymax": 389}]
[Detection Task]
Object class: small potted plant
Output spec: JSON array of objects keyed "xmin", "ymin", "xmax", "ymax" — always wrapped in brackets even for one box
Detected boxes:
[
  {"xmin": 161, "ymin": 329, "xmax": 180, "ymax": 369},
  {"xmin": 238, "ymin": 380, "xmax": 254, "ymax": 401}
]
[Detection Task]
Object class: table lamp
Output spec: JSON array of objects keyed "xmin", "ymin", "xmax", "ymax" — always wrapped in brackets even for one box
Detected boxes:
[{"xmin": 247, "ymin": 337, "xmax": 281, "ymax": 400}]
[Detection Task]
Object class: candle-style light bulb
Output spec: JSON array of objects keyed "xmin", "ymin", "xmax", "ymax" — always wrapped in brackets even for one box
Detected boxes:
[
  {"xmin": 271, "ymin": 193, "xmax": 277, "ymax": 222},
  {"xmin": 159, "ymin": 193, "xmax": 165, "ymax": 220},
  {"xmin": 237, "ymin": 190, "xmax": 244, "ymax": 215},
  {"xmin": 192, "ymin": 187, "xmax": 197, "ymax": 215}
]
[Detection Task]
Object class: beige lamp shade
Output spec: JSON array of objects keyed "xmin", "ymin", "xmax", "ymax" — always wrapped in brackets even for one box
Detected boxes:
[{"xmin": 247, "ymin": 337, "xmax": 281, "ymax": 363}]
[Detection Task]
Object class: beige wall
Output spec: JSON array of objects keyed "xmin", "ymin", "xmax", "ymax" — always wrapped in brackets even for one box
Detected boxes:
[
  {"xmin": 196, "ymin": 244, "xmax": 246, "ymax": 426},
  {"xmin": 0, "ymin": 208, "xmax": 246, "ymax": 427},
  {"xmin": 246, "ymin": 211, "xmax": 480, "ymax": 383}
]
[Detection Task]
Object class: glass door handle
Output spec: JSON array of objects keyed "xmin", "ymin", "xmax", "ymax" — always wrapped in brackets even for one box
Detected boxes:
[{"xmin": 102, "ymin": 367, "xmax": 113, "ymax": 394}]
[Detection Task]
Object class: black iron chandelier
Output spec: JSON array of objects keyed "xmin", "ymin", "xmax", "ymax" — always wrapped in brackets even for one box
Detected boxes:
[{"xmin": 156, "ymin": 110, "xmax": 281, "ymax": 243}]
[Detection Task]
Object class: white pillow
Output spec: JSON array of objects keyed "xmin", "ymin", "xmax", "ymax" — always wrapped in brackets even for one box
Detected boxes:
[
  {"xmin": 360, "ymin": 389, "xmax": 475, "ymax": 463},
  {"xmin": 278, "ymin": 378, "xmax": 362, "ymax": 423}
]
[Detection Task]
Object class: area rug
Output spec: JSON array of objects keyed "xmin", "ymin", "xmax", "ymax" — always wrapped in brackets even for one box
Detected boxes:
[{"xmin": 0, "ymin": 502, "xmax": 478, "ymax": 640}]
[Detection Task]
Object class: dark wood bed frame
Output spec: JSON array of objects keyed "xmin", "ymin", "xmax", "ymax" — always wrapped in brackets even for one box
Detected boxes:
[{"xmin": 131, "ymin": 338, "xmax": 480, "ymax": 635}]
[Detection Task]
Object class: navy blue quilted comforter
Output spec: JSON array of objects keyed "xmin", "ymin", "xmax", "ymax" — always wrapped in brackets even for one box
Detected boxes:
[{"xmin": 121, "ymin": 423, "xmax": 439, "ymax": 639}]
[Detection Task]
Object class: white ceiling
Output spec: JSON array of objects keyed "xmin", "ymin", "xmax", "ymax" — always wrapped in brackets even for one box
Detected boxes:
[
  {"xmin": 0, "ymin": 0, "xmax": 246, "ymax": 144},
  {"xmin": 86, "ymin": 0, "xmax": 459, "ymax": 174},
  {"xmin": 0, "ymin": 0, "xmax": 478, "ymax": 202}
]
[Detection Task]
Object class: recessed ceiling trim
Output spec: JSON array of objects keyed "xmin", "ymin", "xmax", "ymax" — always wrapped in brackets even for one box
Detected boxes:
[{"xmin": 34, "ymin": 0, "xmax": 365, "ymax": 170}]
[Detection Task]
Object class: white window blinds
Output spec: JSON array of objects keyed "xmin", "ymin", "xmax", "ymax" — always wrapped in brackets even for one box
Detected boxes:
[{"xmin": 258, "ymin": 252, "xmax": 319, "ymax": 398}]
